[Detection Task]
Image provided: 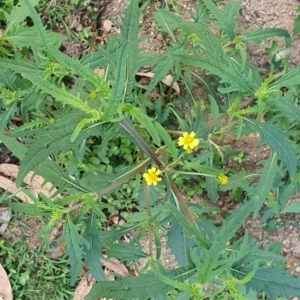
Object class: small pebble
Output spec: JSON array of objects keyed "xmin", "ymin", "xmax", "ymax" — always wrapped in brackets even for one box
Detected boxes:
[
  {"xmin": 76, "ymin": 24, "xmax": 83, "ymax": 32},
  {"xmin": 103, "ymin": 19, "xmax": 112, "ymax": 32}
]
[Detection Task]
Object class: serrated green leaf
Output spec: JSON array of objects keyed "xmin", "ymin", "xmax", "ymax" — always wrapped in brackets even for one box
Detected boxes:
[
  {"xmin": 269, "ymin": 64, "xmax": 300, "ymax": 91},
  {"xmin": 86, "ymin": 265, "xmax": 196, "ymax": 300},
  {"xmin": 0, "ymin": 132, "xmax": 27, "ymax": 160},
  {"xmin": 4, "ymin": 0, "xmax": 40, "ymax": 33},
  {"xmin": 167, "ymin": 219, "xmax": 188, "ymax": 266},
  {"xmin": 0, "ymin": 68, "xmax": 15, "ymax": 89},
  {"xmin": 0, "ymin": 57, "xmax": 43, "ymax": 74},
  {"xmin": 137, "ymin": 184, "xmax": 159, "ymax": 207},
  {"xmin": 16, "ymin": 117, "xmax": 104, "ymax": 187},
  {"xmin": 206, "ymin": 176, "xmax": 218, "ymax": 202},
  {"xmin": 0, "ymin": 102, "xmax": 18, "ymax": 130},
  {"xmin": 220, "ymin": 172, "xmax": 258, "ymax": 192},
  {"xmin": 194, "ymin": 2, "xmax": 209, "ymax": 23},
  {"xmin": 171, "ymin": 54, "xmax": 259, "ymax": 94},
  {"xmin": 83, "ymin": 213, "xmax": 105, "ymax": 281},
  {"xmin": 199, "ymin": 197, "xmax": 257, "ymax": 283},
  {"xmin": 166, "ymin": 202, "xmax": 211, "ymax": 250},
  {"xmin": 103, "ymin": 41, "xmax": 130, "ymax": 120},
  {"xmin": 21, "ymin": 74, "xmax": 96, "ymax": 114},
  {"xmin": 102, "ymin": 0, "xmax": 139, "ymax": 120},
  {"xmin": 154, "ymin": 122, "xmax": 178, "ymax": 159},
  {"xmin": 181, "ymin": 22, "xmax": 224, "ymax": 63},
  {"xmin": 255, "ymin": 121, "xmax": 297, "ymax": 178},
  {"xmin": 244, "ymin": 27, "xmax": 290, "ymax": 43},
  {"xmin": 132, "ymin": 109, "xmax": 161, "ymax": 146},
  {"xmin": 106, "ymin": 241, "xmax": 147, "ymax": 264},
  {"xmin": 4, "ymin": 26, "xmax": 66, "ymax": 51},
  {"xmin": 294, "ymin": 15, "xmax": 300, "ymax": 35},
  {"xmin": 100, "ymin": 224, "xmax": 142, "ymax": 246},
  {"xmin": 266, "ymin": 91, "xmax": 300, "ymax": 126},
  {"xmin": 80, "ymin": 35, "xmax": 120, "ymax": 68},
  {"xmin": 9, "ymin": 202, "xmax": 50, "ymax": 216},
  {"xmin": 253, "ymin": 153, "xmax": 280, "ymax": 217},
  {"xmin": 183, "ymin": 161, "xmax": 219, "ymax": 176},
  {"xmin": 35, "ymin": 158, "xmax": 89, "ymax": 194},
  {"xmin": 154, "ymin": 8, "xmax": 182, "ymax": 41},
  {"xmin": 119, "ymin": 0, "xmax": 139, "ymax": 44},
  {"xmin": 282, "ymin": 201, "xmax": 300, "ymax": 213},
  {"xmin": 202, "ymin": 0, "xmax": 238, "ymax": 38},
  {"xmin": 145, "ymin": 53, "xmax": 178, "ymax": 97},
  {"xmin": 232, "ymin": 266, "xmax": 300, "ymax": 299},
  {"xmin": 64, "ymin": 215, "xmax": 89, "ymax": 285}
]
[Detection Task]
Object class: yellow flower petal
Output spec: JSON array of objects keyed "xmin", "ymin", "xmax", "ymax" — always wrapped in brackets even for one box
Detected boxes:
[
  {"xmin": 143, "ymin": 167, "xmax": 162, "ymax": 186},
  {"xmin": 178, "ymin": 132, "xmax": 200, "ymax": 151},
  {"xmin": 217, "ymin": 174, "xmax": 228, "ymax": 185}
]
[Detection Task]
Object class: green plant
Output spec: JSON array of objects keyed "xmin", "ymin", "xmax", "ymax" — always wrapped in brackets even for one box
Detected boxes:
[{"xmin": 1, "ymin": 0, "xmax": 300, "ymax": 299}]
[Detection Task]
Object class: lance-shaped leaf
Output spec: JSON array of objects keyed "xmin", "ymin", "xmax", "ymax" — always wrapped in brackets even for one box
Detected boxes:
[
  {"xmin": 16, "ymin": 117, "xmax": 104, "ymax": 187},
  {"xmin": 154, "ymin": 121, "xmax": 178, "ymax": 159},
  {"xmin": 198, "ymin": 197, "xmax": 257, "ymax": 283},
  {"xmin": 252, "ymin": 153, "xmax": 281, "ymax": 217},
  {"xmin": 0, "ymin": 57, "xmax": 43, "ymax": 75},
  {"xmin": 244, "ymin": 27, "xmax": 290, "ymax": 43},
  {"xmin": 266, "ymin": 91, "xmax": 300, "ymax": 126},
  {"xmin": 83, "ymin": 213, "xmax": 105, "ymax": 281},
  {"xmin": 144, "ymin": 45, "xmax": 184, "ymax": 96},
  {"xmin": 0, "ymin": 132, "xmax": 27, "ymax": 160},
  {"xmin": 232, "ymin": 265, "xmax": 300, "ymax": 299},
  {"xmin": 21, "ymin": 74, "xmax": 96, "ymax": 115},
  {"xmin": 254, "ymin": 120, "xmax": 297, "ymax": 179},
  {"xmin": 4, "ymin": 0, "xmax": 40, "ymax": 32},
  {"xmin": 170, "ymin": 54, "xmax": 259, "ymax": 94},
  {"xmin": 269, "ymin": 63, "xmax": 300, "ymax": 91},
  {"xmin": 220, "ymin": 172, "xmax": 259, "ymax": 192},
  {"xmin": 0, "ymin": 102, "xmax": 18, "ymax": 131},
  {"xmin": 202, "ymin": 0, "xmax": 239, "ymax": 38},
  {"xmin": 86, "ymin": 265, "xmax": 196, "ymax": 300},
  {"xmin": 154, "ymin": 8, "xmax": 182, "ymax": 41},
  {"xmin": 106, "ymin": 241, "xmax": 147, "ymax": 265},
  {"xmin": 64, "ymin": 215, "xmax": 90, "ymax": 285},
  {"xmin": 166, "ymin": 202, "xmax": 210, "ymax": 250}
]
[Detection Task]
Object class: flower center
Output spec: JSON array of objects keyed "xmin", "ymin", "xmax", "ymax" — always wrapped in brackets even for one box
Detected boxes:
[
  {"xmin": 184, "ymin": 136, "xmax": 193, "ymax": 144},
  {"xmin": 149, "ymin": 173, "xmax": 157, "ymax": 181}
]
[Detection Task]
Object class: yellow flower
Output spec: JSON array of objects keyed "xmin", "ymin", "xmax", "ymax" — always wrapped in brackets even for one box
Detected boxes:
[
  {"xmin": 217, "ymin": 174, "xmax": 228, "ymax": 185},
  {"xmin": 178, "ymin": 131, "xmax": 200, "ymax": 151},
  {"xmin": 143, "ymin": 167, "xmax": 162, "ymax": 186}
]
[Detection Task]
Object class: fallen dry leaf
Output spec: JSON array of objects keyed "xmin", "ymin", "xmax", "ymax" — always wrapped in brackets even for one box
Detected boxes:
[
  {"xmin": 101, "ymin": 258, "xmax": 129, "ymax": 276},
  {"xmin": 0, "ymin": 264, "xmax": 13, "ymax": 300},
  {"xmin": 0, "ymin": 164, "xmax": 60, "ymax": 199},
  {"xmin": 136, "ymin": 71, "xmax": 180, "ymax": 93},
  {"xmin": 73, "ymin": 276, "xmax": 96, "ymax": 300},
  {"xmin": 0, "ymin": 175, "xmax": 33, "ymax": 203},
  {"xmin": 0, "ymin": 207, "xmax": 11, "ymax": 235}
]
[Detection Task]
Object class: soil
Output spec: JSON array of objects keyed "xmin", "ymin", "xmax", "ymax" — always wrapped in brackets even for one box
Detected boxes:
[{"xmin": 2, "ymin": 0, "xmax": 300, "ymax": 297}]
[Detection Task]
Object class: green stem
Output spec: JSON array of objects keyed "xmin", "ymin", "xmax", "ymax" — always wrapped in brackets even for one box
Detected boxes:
[
  {"xmin": 96, "ymin": 158, "xmax": 151, "ymax": 197},
  {"xmin": 141, "ymin": 151, "xmax": 153, "ymax": 256},
  {"xmin": 169, "ymin": 178, "xmax": 195, "ymax": 224},
  {"xmin": 120, "ymin": 119, "xmax": 164, "ymax": 169},
  {"xmin": 174, "ymin": 171, "xmax": 216, "ymax": 178}
]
